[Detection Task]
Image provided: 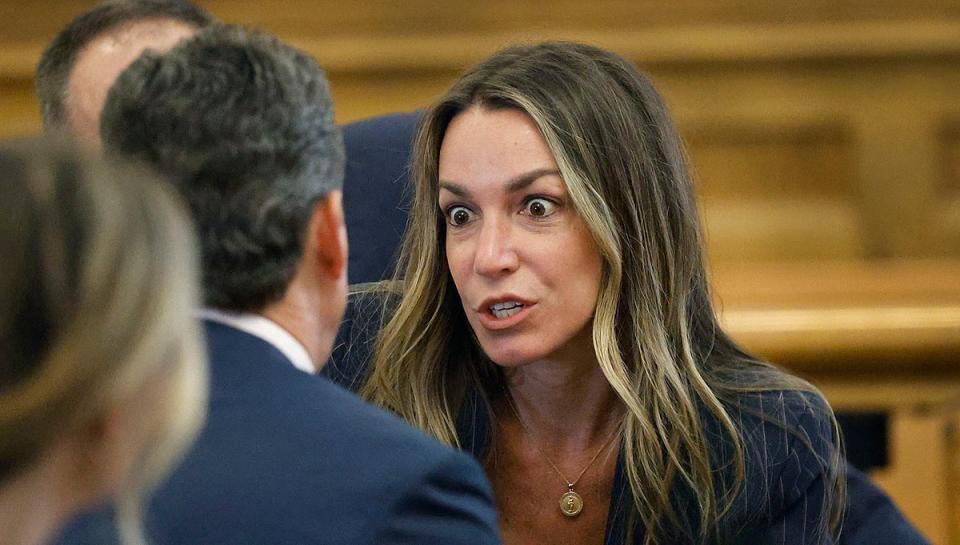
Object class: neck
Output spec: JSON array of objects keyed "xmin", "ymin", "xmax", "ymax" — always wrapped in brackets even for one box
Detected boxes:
[
  {"xmin": 260, "ymin": 282, "xmax": 335, "ymax": 373},
  {"xmin": 502, "ymin": 355, "xmax": 623, "ymax": 452}
]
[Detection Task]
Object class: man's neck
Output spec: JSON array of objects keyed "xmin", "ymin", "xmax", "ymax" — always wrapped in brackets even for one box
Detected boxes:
[{"xmin": 259, "ymin": 287, "xmax": 336, "ymax": 372}]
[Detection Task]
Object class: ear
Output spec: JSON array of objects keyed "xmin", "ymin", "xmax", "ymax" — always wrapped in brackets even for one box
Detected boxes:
[{"xmin": 308, "ymin": 190, "xmax": 348, "ymax": 281}]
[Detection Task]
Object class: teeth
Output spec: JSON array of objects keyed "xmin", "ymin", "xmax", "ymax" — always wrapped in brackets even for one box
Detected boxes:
[{"xmin": 489, "ymin": 301, "xmax": 523, "ymax": 319}]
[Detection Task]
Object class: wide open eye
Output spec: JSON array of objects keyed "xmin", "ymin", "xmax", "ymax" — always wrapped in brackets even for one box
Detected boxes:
[
  {"xmin": 446, "ymin": 205, "xmax": 475, "ymax": 227},
  {"xmin": 522, "ymin": 197, "xmax": 558, "ymax": 218}
]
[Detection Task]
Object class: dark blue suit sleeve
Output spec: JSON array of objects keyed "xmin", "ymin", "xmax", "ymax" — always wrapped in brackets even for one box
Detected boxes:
[
  {"xmin": 373, "ymin": 449, "xmax": 501, "ymax": 545},
  {"xmin": 341, "ymin": 112, "xmax": 420, "ymax": 284},
  {"xmin": 838, "ymin": 464, "xmax": 931, "ymax": 545}
]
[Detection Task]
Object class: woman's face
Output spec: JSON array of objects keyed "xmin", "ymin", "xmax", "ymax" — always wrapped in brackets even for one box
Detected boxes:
[{"xmin": 438, "ymin": 106, "xmax": 603, "ymax": 367}]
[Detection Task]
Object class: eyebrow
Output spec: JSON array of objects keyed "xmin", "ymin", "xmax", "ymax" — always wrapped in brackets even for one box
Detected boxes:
[{"xmin": 439, "ymin": 168, "xmax": 561, "ymax": 198}]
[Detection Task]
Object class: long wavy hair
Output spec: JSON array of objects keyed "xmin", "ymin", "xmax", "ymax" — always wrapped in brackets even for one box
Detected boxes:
[
  {"xmin": 0, "ymin": 139, "xmax": 207, "ymax": 545},
  {"xmin": 362, "ymin": 41, "xmax": 843, "ymax": 544}
]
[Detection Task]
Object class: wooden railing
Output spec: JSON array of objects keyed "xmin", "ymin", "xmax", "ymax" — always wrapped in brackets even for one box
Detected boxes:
[{"xmin": 716, "ymin": 260, "xmax": 960, "ymax": 545}]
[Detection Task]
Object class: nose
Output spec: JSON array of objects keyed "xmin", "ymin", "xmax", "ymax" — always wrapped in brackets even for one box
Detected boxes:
[{"xmin": 473, "ymin": 216, "xmax": 519, "ymax": 277}]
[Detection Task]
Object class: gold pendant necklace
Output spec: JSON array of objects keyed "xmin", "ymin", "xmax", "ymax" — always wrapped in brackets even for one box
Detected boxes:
[{"xmin": 504, "ymin": 391, "xmax": 622, "ymax": 518}]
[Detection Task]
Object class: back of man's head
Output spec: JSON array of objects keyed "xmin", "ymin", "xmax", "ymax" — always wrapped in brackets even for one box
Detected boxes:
[
  {"xmin": 101, "ymin": 25, "xmax": 345, "ymax": 313},
  {"xmin": 36, "ymin": 0, "xmax": 214, "ymax": 137}
]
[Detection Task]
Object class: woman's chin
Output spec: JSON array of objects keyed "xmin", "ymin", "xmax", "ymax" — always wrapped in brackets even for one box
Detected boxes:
[{"xmin": 480, "ymin": 345, "xmax": 545, "ymax": 369}]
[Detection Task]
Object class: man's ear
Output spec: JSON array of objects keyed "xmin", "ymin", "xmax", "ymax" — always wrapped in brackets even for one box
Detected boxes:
[{"xmin": 308, "ymin": 190, "xmax": 347, "ymax": 281}]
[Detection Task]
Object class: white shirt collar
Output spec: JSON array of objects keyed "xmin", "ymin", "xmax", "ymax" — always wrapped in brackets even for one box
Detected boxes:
[{"xmin": 198, "ymin": 308, "xmax": 316, "ymax": 374}]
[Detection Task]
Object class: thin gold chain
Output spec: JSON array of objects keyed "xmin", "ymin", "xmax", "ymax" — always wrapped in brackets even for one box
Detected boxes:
[{"xmin": 503, "ymin": 389, "xmax": 622, "ymax": 490}]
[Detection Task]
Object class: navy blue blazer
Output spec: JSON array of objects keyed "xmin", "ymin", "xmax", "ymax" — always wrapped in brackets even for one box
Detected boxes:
[
  {"xmin": 54, "ymin": 320, "xmax": 501, "ymax": 545},
  {"xmin": 327, "ymin": 291, "xmax": 838, "ymax": 544},
  {"xmin": 342, "ymin": 112, "xmax": 419, "ymax": 284},
  {"xmin": 326, "ymin": 286, "xmax": 930, "ymax": 545}
]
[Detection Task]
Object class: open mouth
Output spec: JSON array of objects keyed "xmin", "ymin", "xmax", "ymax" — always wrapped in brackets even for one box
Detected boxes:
[{"xmin": 489, "ymin": 301, "xmax": 524, "ymax": 319}]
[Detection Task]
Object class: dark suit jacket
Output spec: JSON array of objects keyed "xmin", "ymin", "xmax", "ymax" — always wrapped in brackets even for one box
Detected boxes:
[
  {"xmin": 328, "ymin": 290, "xmax": 836, "ymax": 544},
  {"xmin": 342, "ymin": 112, "xmax": 418, "ymax": 284},
  {"xmin": 54, "ymin": 320, "xmax": 501, "ymax": 545},
  {"xmin": 328, "ymin": 284, "xmax": 930, "ymax": 545}
]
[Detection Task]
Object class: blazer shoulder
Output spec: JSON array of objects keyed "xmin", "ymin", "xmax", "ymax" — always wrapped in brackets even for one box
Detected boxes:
[
  {"xmin": 312, "ymin": 372, "xmax": 466, "ymax": 467},
  {"xmin": 343, "ymin": 111, "xmax": 421, "ymax": 150},
  {"xmin": 371, "ymin": 446, "xmax": 501, "ymax": 545},
  {"xmin": 718, "ymin": 389, "xmax": 840, "ymax": 543},
  {"xmin": 311, "ymin": 378, "xmax": 500, "ymax": 544}
]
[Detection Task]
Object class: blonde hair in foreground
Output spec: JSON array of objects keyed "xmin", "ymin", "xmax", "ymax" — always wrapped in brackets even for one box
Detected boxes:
[
  {"xmin": 362, "ymin": 42, "xmax": 843, "ymax": 543},
  {"xmin": 0, "ymin": 139, "xmax": 207, "ymax": 545}
]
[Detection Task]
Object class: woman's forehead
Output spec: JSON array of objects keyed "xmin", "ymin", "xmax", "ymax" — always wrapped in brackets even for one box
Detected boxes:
[
  {"xmin": 438, "ymin": 168, "xmax": 566, "ymax": 201},
  {"xmin": 437, "ymin": 108, "xmax": 559, "ymax": 190}
]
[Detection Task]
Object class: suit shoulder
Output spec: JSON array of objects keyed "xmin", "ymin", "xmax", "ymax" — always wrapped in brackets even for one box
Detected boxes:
[
  {"xmin": 342, "ymin": 111, "xmax": 421, "ymax": 149},
  {"xmin": 311, "ymin": 379, "xmax": 500, "ymax": 543},
  {"xmin": 734, "ymin": 389, "xmax": 835, "ymax": 464},
  {"xmin": 313, "ymin": 375, "xmax": 463, "ymax": 462},
  {"xmin": 371, "ymin": 443, "xmax": 500, "ymax": 545},
  {"xmin": 721, "ymin": 389, "xmax": 839, "ymax": 531}
]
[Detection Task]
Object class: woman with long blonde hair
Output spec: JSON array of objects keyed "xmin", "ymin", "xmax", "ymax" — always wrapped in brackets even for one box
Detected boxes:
[
  {"xmin": 334, "ymin": 41, "xmax": 843, "ymax": 544},
  {"xmin": 0, "ymin": 139, "xmax": 206, "ymax": 545}
]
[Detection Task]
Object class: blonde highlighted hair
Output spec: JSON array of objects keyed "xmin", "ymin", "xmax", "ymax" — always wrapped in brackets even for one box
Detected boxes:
[
  {"xmin": 0, "ymin": 139, "xmax": 207, "ymax": 545},
  {"xmin": 363, "ymin": 42, "xmax": 843, "ymax": 543}
]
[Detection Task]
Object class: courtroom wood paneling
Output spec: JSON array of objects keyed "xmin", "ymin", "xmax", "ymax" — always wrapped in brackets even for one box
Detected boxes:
[
  {"xmin": 684, "ymin": 122, "xmax": 861, "ymax": 260},
  {"xmin": 937, "ymin": 122, "xmax": 960, "ymax": 254},
  {"xmin": 327, "ymin": 70, "xmax": 454, "ymax": 127},
  {"xmin": 949, "ymin": 412, "xmax": 960, "ymax": 545},
  {"xmin": 5, "ymin": 0, "xmax": 959, "ymax": 44},
  {"xmin": 871, "ymin": 410, "xmax": 955, "ymax": 545},
  {"xmin": 687, "ymin": 122, "xmax": 854, "ymax": 199},
  {"xmin": 713, "ymin": 260, "xmax": 960, "ymax": 371},
  {"xmin": 0, "ymin": 78, "xmax": 41, "ymax": 138},
  {"xmin": 716, "ymin": 260, "xmax": 960, "ymax": 545},
  {"xmin": 3, "ymin": 2, "xmax": 960, "ymax": 260}
]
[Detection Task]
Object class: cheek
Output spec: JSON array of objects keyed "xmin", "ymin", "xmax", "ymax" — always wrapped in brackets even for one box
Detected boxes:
[
  {"xmin": 565, "ymin": 232, "xmax": 605, "ymax": 309},
  {"xmin": 445, "ymin": 236, "xmax": 472, "ymax": 287}
]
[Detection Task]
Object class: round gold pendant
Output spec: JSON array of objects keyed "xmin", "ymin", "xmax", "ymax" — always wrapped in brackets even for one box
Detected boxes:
[{"xmin": 559, "ymin": 490, "xmax": 584, "ymax": 517}]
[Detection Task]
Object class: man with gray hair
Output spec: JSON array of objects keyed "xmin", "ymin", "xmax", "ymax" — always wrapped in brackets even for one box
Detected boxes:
[
  {"xmin": 55, "ymin": 24, "xmax": 500, "ymax": 545},
  {"xmin": 36, "ymin": 0, "xmax": 213, "ymax": 146}
]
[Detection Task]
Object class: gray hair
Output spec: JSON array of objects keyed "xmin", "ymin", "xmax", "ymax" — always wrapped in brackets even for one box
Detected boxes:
[
  {"xmin": 35, "ymin": 0, "xmax": 214, "ymax": 130},
  {"xmin": 101, "ymin": 25, "xmax": 346, "ymax": 312}
]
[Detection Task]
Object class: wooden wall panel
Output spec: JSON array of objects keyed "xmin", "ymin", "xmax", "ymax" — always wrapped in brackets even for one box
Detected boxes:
[
  {"xmin": 937, "ymin": 123, "xmax": 960, "ymax": 254},
  {"xmin": 685, "ymin": 123, "xmax": 861, "ymax": 260},
  {"xmin": 328, "ymin": 71, "xmax": 453, "ymax": 126},
  {"xmin": 5, "ymin": 0, "xmax": 958, "ymax": 43},
  {"xmin": 687, "ymin": 123, "xmax": 854, "ymax": 200},
  {"xmin": 3, "ymin": 2, "xmax": 960, "ymax": 261},
  {"xmin": 0, "ymin": 78, "xmax": 40, "ymax": 138},
  {"xmin": 871, "ymin": 410, "xmax": 955, "ymax": 545}
]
